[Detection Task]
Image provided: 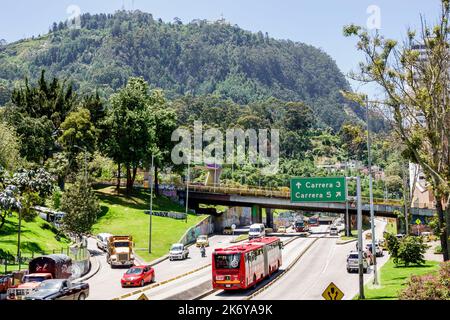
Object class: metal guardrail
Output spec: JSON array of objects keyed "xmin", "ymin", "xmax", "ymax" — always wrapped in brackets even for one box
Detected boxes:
[
  {"xmin": 93, "ymin": 180, "xmax": 434, "ymax": 209},
  {"xmin": 186, "ymin": 184, "xmax": 408, "ymax": 206}
]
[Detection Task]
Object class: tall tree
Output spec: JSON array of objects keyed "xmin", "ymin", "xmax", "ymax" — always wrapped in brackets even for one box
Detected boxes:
[
  {"xmin": 343, "ymin": 0, "xmax": 450, "ymax": 260},
  {"xmin": 60, "ymin": 176, "xmax": 100, "ymax": 238},
  {"xmin": 102, "ymin": 77, "xmax": 157, "ymax": 193},
  {"xmin": 2, "ymin": 70, "xmax": 76, "ymax": 164}
]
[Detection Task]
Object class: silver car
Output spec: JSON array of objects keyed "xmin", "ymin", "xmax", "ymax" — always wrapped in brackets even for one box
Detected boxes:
[
  {"xmin": 169, "ymin": 243, "xmax": 189, "ymax": 261},
  {"xmin": 346, "ymin": 251, "xmax": 370, "ymax": 273},
  {"xmin": 96, "ymin": 233, "xmax": 113, "ymax": 251}
]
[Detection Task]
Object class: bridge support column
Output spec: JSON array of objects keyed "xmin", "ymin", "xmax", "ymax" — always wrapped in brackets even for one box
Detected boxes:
[
  {"xmin": 252, "ymin": 205, "xmax": 262, "ymax": 224},
  {"xmin": 265, "ymin": 208, "xmax": 273, "ymax": 228}
]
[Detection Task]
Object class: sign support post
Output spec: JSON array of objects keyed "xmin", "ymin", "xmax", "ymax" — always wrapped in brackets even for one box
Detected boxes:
[
  {"xmin": 345, "ymin": 177, "xmax": 350, "ymax": 237},
  {"xmin": 356, "ymin": 176, "xmax": 364, "ymax": 299}
]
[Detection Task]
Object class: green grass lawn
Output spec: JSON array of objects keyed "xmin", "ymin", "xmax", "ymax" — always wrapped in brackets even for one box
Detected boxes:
[
  {"xmin": 357, "ymin": 258, "xmax": 441, "ymax": 300},
  {"xmin": 0, "ymin": 214, "xmax": 71, "ymax": 274},
  {"xmin": 0, "ymin": 214, "xmax": 71, "ymax": 257},
  {"xmin": 92, "ymin": 186, "xmax": 207, "ymax": 262}
]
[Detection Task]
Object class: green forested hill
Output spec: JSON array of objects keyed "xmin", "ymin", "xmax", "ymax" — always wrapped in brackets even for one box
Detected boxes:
[{"xmin": 0, "ymin": 10, "xmax": 364, "ymax": 130}]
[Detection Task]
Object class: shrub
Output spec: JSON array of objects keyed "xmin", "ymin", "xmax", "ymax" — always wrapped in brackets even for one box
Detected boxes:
[
  {"xmin": 397, "ymin": 236, "xmax": 428, "ymax": 266},
  {"xmin": 384, "ymin": 233, "xmax": 428, "ymax": 266},
  {"xmin": 51, "ymin": 187, "xmax": 62, "ymax": 210},
  {"xmin": 399, "ymin": 261, "xmax": 450, "ymax": 300}
]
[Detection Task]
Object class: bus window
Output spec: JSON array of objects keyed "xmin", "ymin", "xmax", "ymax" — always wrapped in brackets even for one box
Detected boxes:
[{"xmin": 215, "ymin": 254, "xmax": 241, "ymax": 269}]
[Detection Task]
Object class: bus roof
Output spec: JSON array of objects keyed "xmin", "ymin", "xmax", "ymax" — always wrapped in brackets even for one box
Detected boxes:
[{"xmin": 214, "ymin": 237, "xmax": 280, "ymax": 254}]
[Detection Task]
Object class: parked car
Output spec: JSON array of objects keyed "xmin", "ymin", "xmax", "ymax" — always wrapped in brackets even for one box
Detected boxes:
[
  {"xmin": 277, "ymin": 226, "xmax": 287, "ymax": 233},
  {"xmin": 346, "ymin": 251, "xmax": 370, "ymax": 273},
  {"xmin": 329, "ymin": 226, "xmax": 339, "ymax": 236},
  {"xmin": 121, "ymin": 265, "xmax": 155, "ymax": 287},
  {"xmin": 96, "ymin": 233, "xmax": 113, "ymax": 251},
  {"xmin": 223, "ymin": 227, "xmax": 233, "ymax": 235},
  {"xmin": 0, "ymin": 275, "xmax": 13, "ymax": 294},
  {"xmin": 196, "ymin": 235, "xmax": 209, "ymax": 247},
  {"xmin": 169, "ymin": 243, "xmax": 189, "ymax": 261},
  {"xmin": 23, "ymin": 279, "xmax": 89, "ymax": 300},
  {"xmin": 366, "ymin": 243, "xmax": 383, "ymax": 257},
  {"xmin": 396, "ymin": 233, "xmax": 405, "ymax": 239}
]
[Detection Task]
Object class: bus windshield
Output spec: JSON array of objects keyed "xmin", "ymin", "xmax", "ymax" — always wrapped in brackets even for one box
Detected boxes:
[{"xmin": 214, "ymin": 254, "xmax": 241, "ymax": 269}]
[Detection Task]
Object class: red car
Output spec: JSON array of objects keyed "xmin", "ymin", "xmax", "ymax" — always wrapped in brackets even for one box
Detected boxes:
[{"xmin": 121, "ymin": 265, "xmax": 155, "ymax": 287}]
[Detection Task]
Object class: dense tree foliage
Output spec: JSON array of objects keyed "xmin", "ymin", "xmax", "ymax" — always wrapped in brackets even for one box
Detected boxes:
[
  {"xmin": 60, "ymin": 176, "xmax": 100, "ymax": 237},
  {"xmin": 0, "ymin": 10, "xmax": 365, "ymax": 130}
]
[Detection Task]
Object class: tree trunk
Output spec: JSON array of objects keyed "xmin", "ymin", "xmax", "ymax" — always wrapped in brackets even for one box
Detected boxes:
[
  {"xmin": 0, "ymin": 211, "xmax": 7, "ymax": 231},
  {"xmin": 126, "ymin": 166, "xmax": 132, "ymax": 194},
  {"xmin": 154, "ymin": 164, "xmax": 159, "ymax": 196},
  {"xmin": 116, "ymin": 162, "xmax": 121, "ymax": 190},
  {"xmin": 435, "ymin": 196, "xmax": 449, "ymax": 261}
]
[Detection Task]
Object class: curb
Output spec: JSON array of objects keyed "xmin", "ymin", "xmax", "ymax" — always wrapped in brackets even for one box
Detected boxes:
[
  {"xmin": 336, "ymin": 238, "xmax": 357, "ymax": 245},
  {"xmin": 113, "ymin": 263, "xmax": 212, "ymax": 300},
  {"xmin": 245, "ymin": 236, "xmax": 320, "ymax": 300},
  {"xmin": 74, "ymin": 255, "xmax": 100, "ymax": 282}
]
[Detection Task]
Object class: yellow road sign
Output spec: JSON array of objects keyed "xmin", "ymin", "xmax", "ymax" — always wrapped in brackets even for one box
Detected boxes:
[
  {"xmin": 322, "ymin": 282, "xmax": 344, "ymax": 300},
  {"xmin": 137, "ymin": 293, "xmax": 149, "ymax": 300},
  {"xmin": 416, "ymin": 219, "xmax": 421, "ymax": 225}
]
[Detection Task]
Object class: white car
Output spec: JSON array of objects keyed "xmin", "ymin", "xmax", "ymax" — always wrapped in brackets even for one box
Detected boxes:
[
  {"xmin": 346, "ymin": 251, "xmax": 370, "ymax": 273},
  {"xmin": 249, "ymin": 223, "xmax": 266, "ymax": 239},
  {"xmin": 96, "ymin": 233, "xmax": 113, "ymax": 251},
  {"xmin": 329, "ymin": 226, "xmax": 339, "ymax": 236},
  {"xmin": 169, "ymin": 243, "xmax": 189, "ymax": 261}
]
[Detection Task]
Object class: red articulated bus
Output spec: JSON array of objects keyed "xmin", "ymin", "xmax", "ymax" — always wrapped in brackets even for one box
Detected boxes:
[
  {"xmin": 308, "ymin": 215, "xmax": 320, "ymax": 227},
  {"xmin": 212, "ymin": 237, "xmax": 282, "ymax": 290}
]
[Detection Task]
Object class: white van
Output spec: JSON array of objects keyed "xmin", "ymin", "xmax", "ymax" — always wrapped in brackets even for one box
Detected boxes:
[{"xmin": 249, "ymin": 223, "xmax": 266, "ymax": 239}]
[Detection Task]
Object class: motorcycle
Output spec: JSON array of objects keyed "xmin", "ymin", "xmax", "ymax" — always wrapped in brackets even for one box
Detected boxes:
[{"xmin": 200, "ymin": 246, "xmax": 206, "ymax": 258}]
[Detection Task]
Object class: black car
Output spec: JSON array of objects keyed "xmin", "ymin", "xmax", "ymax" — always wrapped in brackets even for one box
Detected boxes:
[{"xmin": 23, "ymin": 279, "xmax": 89, "ymax": 300}]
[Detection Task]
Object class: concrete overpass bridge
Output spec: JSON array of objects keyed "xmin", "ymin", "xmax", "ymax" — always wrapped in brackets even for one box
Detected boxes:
[{"xmin": 179, "ymin": 185, "xmax": 436, "ymax": 228}]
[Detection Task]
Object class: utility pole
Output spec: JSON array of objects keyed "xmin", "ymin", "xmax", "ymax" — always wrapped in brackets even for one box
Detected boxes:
[
  {"xmin": 345, "ymin": 176, "xmax": 350, "ymax": 237},
  {"xmin": 402, "ymin": 162, "xmax": 409, "ymax": 235},
  {"xmin": 148, "ymin": 155, "xmax": 154, "ymax": 254},
  {"xmin": 356, "ymin": 176, "xmax": 365, "ymax": 299},
  {"xmin": 17, "ymin": 209, "xmax": 22, "ymax": 270},
  {"xmin": 185, "ymin": 156, "xmax": 190, "ymax": 223},
  {"xmin": 366, "ymin": 97, "xmax": 378, "ymax": 285}
]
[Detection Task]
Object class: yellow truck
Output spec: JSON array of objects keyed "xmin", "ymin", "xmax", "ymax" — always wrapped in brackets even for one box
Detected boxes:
[{"xmin": 107, "ymin": 235, "xmax": 135, "ymax": 268}]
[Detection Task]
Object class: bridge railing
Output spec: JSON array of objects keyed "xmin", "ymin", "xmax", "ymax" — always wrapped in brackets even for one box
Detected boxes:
[{"xmin": 186, "ymin": 184, "xmax": 420, "ymax": 207}]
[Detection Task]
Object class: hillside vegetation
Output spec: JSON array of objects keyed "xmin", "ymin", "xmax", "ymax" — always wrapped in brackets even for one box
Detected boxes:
[{"xmin": 0, "ymin": 10, "xmax": 364, "ymax": 130}]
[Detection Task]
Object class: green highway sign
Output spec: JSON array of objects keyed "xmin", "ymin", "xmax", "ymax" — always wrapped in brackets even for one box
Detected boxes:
[{"xmin": 290, "ymin": 177, "xmax": 346, "ymax": 203}]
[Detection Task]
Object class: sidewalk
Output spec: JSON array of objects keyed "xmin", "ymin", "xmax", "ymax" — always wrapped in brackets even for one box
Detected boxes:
[{"xmin": 424, "ymin": 241, "xmax": 444, "ymax": 262}]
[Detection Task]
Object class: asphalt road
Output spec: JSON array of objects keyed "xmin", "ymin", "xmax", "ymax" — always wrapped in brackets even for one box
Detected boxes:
[
  {"xmin": 86, "ymin": 234, "xmax": 236, "ymax": 300},
  {"xmin": 253, "ymin": 218, "xmax": 389, "ymax": 300},
  {"xmin": 201, "ymin": 225, "xmax": 331, "ymax": 300},
  {"xmin": 124, "ymin": 235, "xmax": 296, "ymax": 300}
]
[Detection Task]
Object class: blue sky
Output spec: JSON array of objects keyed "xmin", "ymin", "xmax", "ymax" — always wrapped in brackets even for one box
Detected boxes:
[{"xmin": 0, "ymin": 0, "xmax": 442, "ymax": 95}]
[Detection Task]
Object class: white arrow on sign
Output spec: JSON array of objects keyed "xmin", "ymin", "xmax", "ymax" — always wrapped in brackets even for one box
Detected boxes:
[
  {"xmin": 336, "ymin": 192, "xmax": 342, "ymax": 197},
  {"xmin": 296, "ymin": 182, "xmax": 302, "ymax": 188}
]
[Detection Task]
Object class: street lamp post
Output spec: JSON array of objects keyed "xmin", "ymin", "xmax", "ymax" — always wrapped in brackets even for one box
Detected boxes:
[
  {"xmin": 365, "ymin": 97, "xmax": 378, "ymax": 285},
  {"xmin": 185, "ymin": 157, "xmax": 190, "ymax": 223},
  {"xmin": 356, "ymin": 176, "xmax": 365, "ymax": 299},
  {"xmin": 148, "ymin": 155, "xmax": 154, "ymax": 254}
]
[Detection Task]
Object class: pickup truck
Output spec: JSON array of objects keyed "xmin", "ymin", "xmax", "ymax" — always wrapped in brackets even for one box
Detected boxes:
[
  {"xmin": 7, "ymin": 254, "xmax": 72, "ymax": 300},
  {"xmin": 23, "ymin": 279, "xmax": 89, "ymax": 300}
]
